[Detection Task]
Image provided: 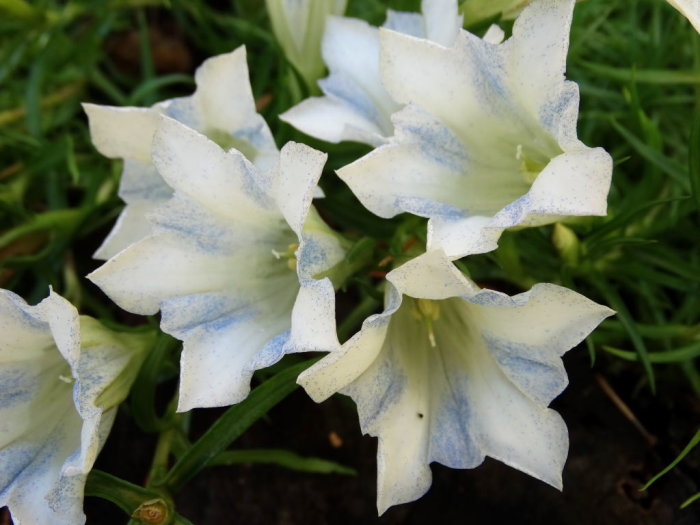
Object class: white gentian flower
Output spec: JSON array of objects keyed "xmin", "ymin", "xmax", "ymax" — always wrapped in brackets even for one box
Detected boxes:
[
  {"xmin": 266, "ymin": 0, "xmax": 348, "ymax": 89},
  {"xmin": 0, "ymin": 289, "xmax": 151, "ymax": 525},
  {"xmin": 84, "ymin": 45, "xmax": 278, "ymax": 260},
  {"xmin": 667, "ymin": 0, "xmax": 700, "ymax": 33},
  {"xmin": 88, "ymin": 117, "xmax": 345, "ymax": 412},
  {"xmin": 337, "ymin": 0, "xmax": 612, "ymax": 259},
  {"xmin": 280, "ymin": 0, "xmax": 465, "ymax": 146},
  {"xmin": 298, "ymin": 250, "xmax": 614, "ymax": 513}
]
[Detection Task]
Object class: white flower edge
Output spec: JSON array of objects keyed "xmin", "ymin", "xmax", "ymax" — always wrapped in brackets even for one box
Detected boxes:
[
  {"xmin": 0, "ymin": 289, "xmax": 145, "ymax": 524},
  {"xmin": 337, "ymin": 0, "xmax": 612, "ymax": 259},
  {"xmin": 298, "ymin": 250, "xmax": 614, "ymax": 513},
  {"xmin": 667, "ymin": 0, "xmax": 700, "ymax": 33},
  {"xmin": 84, "ymin": 45, "xmax": 278, "ymax": 260},
  {"xmin": 88, "ymin": 117, "xmax": 344, "ymax": 411},
  {"xmin": 279, "ymin": 0, "xmax": 463, "ymax": 147}
]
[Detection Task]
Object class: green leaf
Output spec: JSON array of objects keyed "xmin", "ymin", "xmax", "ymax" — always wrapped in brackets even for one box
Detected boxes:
[
  {"xmin": 84, "ymin": 470, "xmax": 166, "ymax": 516},
  {"xmin": 641, "ymin": 429, "xmax": 700, "ymax": 490},
  {"xmin": 602, "ymin": 339, "xmax": 700, "ymax": 363},
  {"xmin": 130, "ymin": 332, "xmax": 180, "ymax": 433},
  {"xmin": 681, "ymin": 492, "xmax": 700, "ymax": 509},
  {"xmin": 208, "ymin": 448, "xmax": 356, "ymax": 475},
  {"xmin": 689, "ymin": 109, "xmax": 700, "ymax": 212},
  {"xmin": 592, "ymin": 276, "xmax": 656, "ymax": 393},
  {"xmin": 159, "ymin": 358, "xmax": 317, "ymax": 493},
  {"xmin": 583, "ymin": 61, "xmax": 700, "ymax": 84},
  {"xmin": 610, "ymin": 119, "xmax": 689, "ymax": 188}
]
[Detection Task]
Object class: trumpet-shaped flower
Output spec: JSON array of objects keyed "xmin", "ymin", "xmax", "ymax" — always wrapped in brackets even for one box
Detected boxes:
[
  {"xmin": 298, "ymin": 250, "xmax": 613, "ymax": 513},
  {"xmin": 280, "ymin": 0, "xmax": 465, "ymax": 147},
  {"xmin": 84, "ymin": 45, "xmax": 278, "ymax": 260},
  {"xmin": 266, "ymin": 0, "xmax": 348, "ymax": 89},
  {"xmin": 338, "ymin": 0, "xmax": 612, "ymax": 259},
  {"xmin": 88, "ymin": 117, "xmax": 345, "ymax": 411},
  {"xmin": 0, "ymin": 289, "xmax": 151, "ymax": 524},
  {"xmin": 667, "ymin": 0, "xmax": 700, "ymax": 33}
]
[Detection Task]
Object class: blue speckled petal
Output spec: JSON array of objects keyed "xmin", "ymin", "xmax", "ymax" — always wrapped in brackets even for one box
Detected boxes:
[
  {"xmin": 90, "ymin": 124, "xmax": 345, "ymax": 411},
  {"xmin": 280, "ymin": 2, "xmax": 462, "ymax": 146},
  {"xmin": 0, "ymin": 290, "xmax": 138, "ymax": 525},
  {"xmin": 299, "ymin": 251, "xmax": 613, "ymax": 513},
  {"xmin": 85, "ymin": 46, "xmax": 280, "ymax": 260},
  {"xmin": 339, "ymin": 0, "xmax": 611, "ymax": 258}
]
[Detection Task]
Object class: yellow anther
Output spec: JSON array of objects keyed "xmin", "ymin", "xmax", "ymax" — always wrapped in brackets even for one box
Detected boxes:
[{"xmin": 272, "ymin": 243, "xmax": 299, "ymax": 271}]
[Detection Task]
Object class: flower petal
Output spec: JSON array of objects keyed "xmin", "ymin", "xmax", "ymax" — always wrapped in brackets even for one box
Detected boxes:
[
  {"xmin": 280, "ymin": 15, "xmax": 397, "ymax": 146},
  {"xmin": 151, "ymin": 116, "xmax": 277, "ymax": 219},
  {"xmin": 470, "ymin": 283, "xmax": 615, "ymax": 405},
  {"xmin": 279, "ymin": 94, "xmax": 388, "ymax": 146},
  {"xmin": 165, "ymin": 289, "xmax": 297, "ymax": 411},
  {"xmin": 420, "ymin": 0, "xmax": 462, "ymax": 46},
  {"xmin": 82, "ymin": 104, "xmax": 159, "ymax": 164},
  {"xmin": 273, "ymin": 142, "xmax": 327, "ymax": 236},
  {"xmin": 667, "ymin": 0, "xmax": 700, "ymax": 33},
  {"xmin": 299, "ymin": 251, "xmax": 613, "ymax": 513},
  {"xmin": 0, "ymin": 290, "xmax": 140, "ymax": 525},
  {"xmin": 189, "ymin": 47, "xmax": 278, "ymax": 172}
]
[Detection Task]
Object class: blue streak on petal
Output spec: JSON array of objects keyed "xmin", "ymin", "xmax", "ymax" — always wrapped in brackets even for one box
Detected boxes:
[
  {"xmin": 0, "ymin": 368, "xmax": 34, "ymax": 409},
  {"xmin": 252, "ymin": 330, "xmax": 291, "ymax": 369},
  {"xmin": 482, "ymin": 334, "xmax": 566, "ymax": 405},
  {"xmin": 429, "ymin": 373, "xmax": 482, "ymax": 469},
  {"xmin": 319, "ymin": 74, "xmax": 387, "ymax": 132},
  {"xmin": 161, "ymin": 293, "xmax": 256, "ymax": 337}
]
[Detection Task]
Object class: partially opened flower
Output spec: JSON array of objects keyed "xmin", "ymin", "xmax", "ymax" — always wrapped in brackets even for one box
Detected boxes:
[
  {"xmin": 84, "ymin": 45, "xmax": 278, "ymax": 260},
  {"xmin": 280, "ymin": 0, "xmax": 465, "ymax": 146},
  {"xmin": 298, "ymin": 250, "xmax": 613, "ymax": 513},
  {"xmin": 88, "ymin": 117, "xmax": 345, "ymax": 411},
  {"xmin": 266, "ymin": 0, "xmax": 347, "ymax": 90},
  {"xmin": 0, "ymin": 289, "xmax": 151, "ymax": 524},
  {"xmin": 667, "ymin": 0, "xmax": 700, "ymax": 33},
  {"xmin": 338, "ymin": 0, "xmax": 612, "ymax": 258}
]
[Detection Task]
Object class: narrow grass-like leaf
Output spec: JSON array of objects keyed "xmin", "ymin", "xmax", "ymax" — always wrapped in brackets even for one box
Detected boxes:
[
  {"xmin": 208, "ymin": 448, "xmax": 357, "ymax": 475},
  {"xmin": 641, "ymin": 429, "xmax": 700, "ymax": 490},
  {"xmin": 689, "ymin": 109, "xmax": 700, "ymax": 212},
  {"xmin": 583, "ymin": 61, "xmax": 700, "ymax": 84},
  {"xmin": 602, "ymin": 340, "xmax": 700, "ymax": 363},
  {"xmin": 160, "ymin": 358, "xmax": 317, "ymax": 493},
  {"xmin": 126, "ymin": 73, "xmax": 194, "ymax": 106},
  {"xmin": 592, "ymin": 276, "xmax": 656, "ymax": 393},
  {"xmin": 681, "ymin": 492, "xmax": 700, "ymax": 508},
  {"xmin": 611, "ymin": 119, "xmax": 689, "ymax": 187}
]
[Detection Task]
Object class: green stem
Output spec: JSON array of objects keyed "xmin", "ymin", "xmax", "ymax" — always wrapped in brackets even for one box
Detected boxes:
[{"xmin": 85, "ymin": 470, "xmax": 166, "ymax": 516}]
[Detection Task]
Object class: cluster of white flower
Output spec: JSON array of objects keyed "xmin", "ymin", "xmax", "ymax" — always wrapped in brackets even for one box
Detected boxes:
[{"xmin": 6, "ymin": 0, "xmax": 697, "ymax": 520}]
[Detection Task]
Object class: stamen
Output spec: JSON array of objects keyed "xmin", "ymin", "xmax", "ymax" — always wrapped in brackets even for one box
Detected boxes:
[
  {"xmin": 411, "ymin": 299, "xmax": 441, "ymax": 348},
  {"xmin": 273, "ymin": 243, "xmax": 299, "ymax": 271}
]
